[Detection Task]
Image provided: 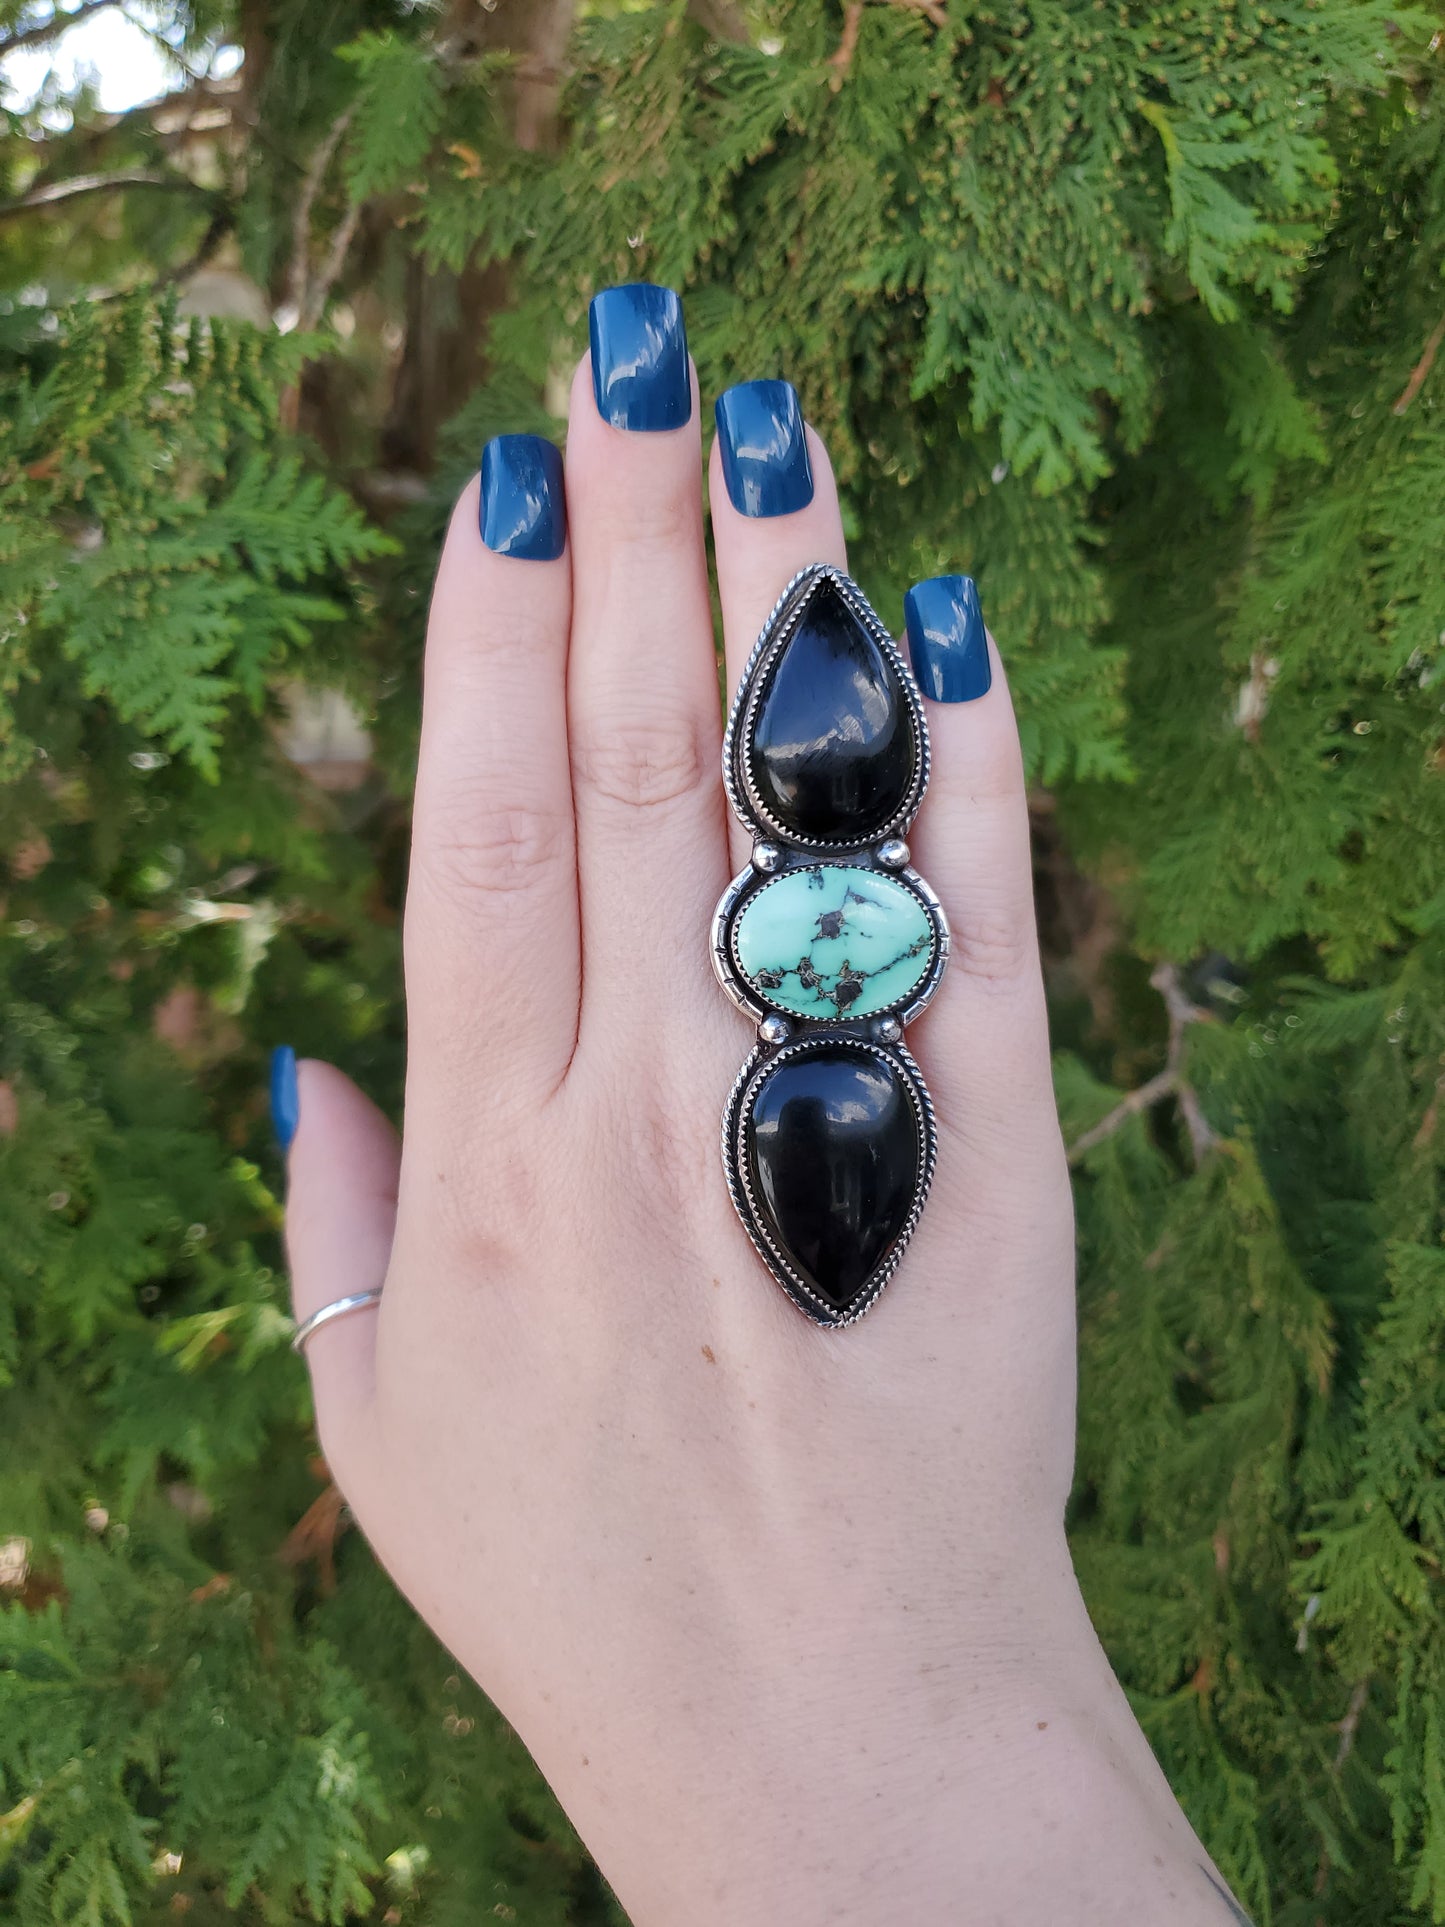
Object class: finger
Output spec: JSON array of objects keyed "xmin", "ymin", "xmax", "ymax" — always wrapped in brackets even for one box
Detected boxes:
[
  {"xmin": 405, "ymin": 439, "xmax": 577, "ymax": 1124},
  {"xmin": 900, "ymin": 577, "xmax": 1060, "ymax": 1165},
  {"xmin": 276, "ymin": 1050, "xmax": 400, "ymax": 1492},
  {"xmin": 564, "ymin": 285, "xmax": 728, "ymax": 1046},
  {"xmin": 709, "ymin": 382, "xmax": 848, "ymax": 870}
]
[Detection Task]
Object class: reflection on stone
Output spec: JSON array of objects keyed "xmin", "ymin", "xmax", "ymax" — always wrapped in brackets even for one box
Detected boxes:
[
  {"xmin": 746, "ymin": 577, "xmax": 916, "ymax": 841},
  {"xmin": 745, "ymin": 1044, "xmax": 920, "ymax": 1311}
]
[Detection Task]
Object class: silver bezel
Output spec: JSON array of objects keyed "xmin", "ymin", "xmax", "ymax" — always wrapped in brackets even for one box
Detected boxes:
[
  {"xmin": 721, "ymin": 1034, "xmax": 938, "ymax": 1328},
  {"xmin": 721, "ymin": 562, "xmax": 932, "ymax": 851},
  {"xmin": 710, "ymin": 856, "xmax": 951, "ymax": 1030}
]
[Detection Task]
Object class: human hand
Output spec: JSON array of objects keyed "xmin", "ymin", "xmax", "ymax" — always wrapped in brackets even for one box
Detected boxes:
[{"xmin": 278, "ymin": 284, "xmax": 1250, "ymax": 1925}]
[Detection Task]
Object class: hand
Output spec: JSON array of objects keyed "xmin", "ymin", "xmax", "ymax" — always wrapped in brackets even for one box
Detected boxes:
[{"xmin": 280, "ymin": 286, "xmax": 1249, "ymax": 1925}]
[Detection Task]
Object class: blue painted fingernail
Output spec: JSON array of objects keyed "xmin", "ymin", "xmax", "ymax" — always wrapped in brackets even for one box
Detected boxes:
[
  {"xmin": 479, "ymin": 434, "xmax": 566, "ymax": 560},
  {"xmin": 270, "ymin": 1045, "xmax": 299, "ymax": 1153},
  {"xmin": 904, "ymin": 575, "xmax": 992, "ymax": 703},
  {"xmin": 589, "ymin": 283, "xmax": 691, "ymax": 432},
  {"xmin": 714, "ymin": 380, "xmax": 814, "ymax": 518}
]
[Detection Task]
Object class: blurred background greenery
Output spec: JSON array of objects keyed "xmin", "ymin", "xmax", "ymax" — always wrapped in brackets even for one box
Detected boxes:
[{"xmin": 1, "ymin": 0, "xmax": 1443, "ymax": 1920}]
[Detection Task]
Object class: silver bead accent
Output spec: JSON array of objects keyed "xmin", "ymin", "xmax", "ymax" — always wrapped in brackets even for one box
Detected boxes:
[
  {"xmin": 759, "ymin": 1013, "xmax": 792, "ymax": 1047},
  {"xmin": 753, "ymin": 841, "xmax": 785, "ymax": 873},
  {"xmin": 872, "ymin": 1014, "xmax": 903, "ymax": 1045},
  {"xmin": 876, "ymin": 838, "xmax": 910, "ymax": 870}
]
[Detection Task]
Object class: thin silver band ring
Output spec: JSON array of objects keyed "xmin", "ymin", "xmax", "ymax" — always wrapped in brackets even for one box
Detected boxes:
[{"xmin": 291, "ymin": 1288, "xmax": 383, "ymax": 1354}]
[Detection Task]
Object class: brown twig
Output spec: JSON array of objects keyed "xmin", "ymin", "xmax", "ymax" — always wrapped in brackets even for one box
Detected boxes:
[
  {"xmin": 1393, "ymin": 311, "xmax": 1445, "ymax": 415},
  {"xmin": 299, "ymin": 198, "xmax": 361, "ymax": 330},
  {"xmin": 0, "ymin": 0, "xmax": 114, "ymax": 56},
  {"xmin": 282, "ymin": 106, "xmax": 354, "ymax": 321},
  {"xmin": 1067, "ymin": 962, "xmax": 1218, "ymax": 1165},
  {"xmin": 0, "ymin": 169, "xmax": 216, "ymax": 224},
  {"xmin": 829, "ymin": 1, "xmax": 865, "ymax": 85},
  {"xmin": 885, "ymin": 0, "xmax": 949, "ymax": 23},
  {"xmin": 116, "ymin": 6, "xmax": 205, "ymax": 84},
  {"xmin": 1311, "ymin": 1678, "xmax": 1371, "ymax": 1912},
  {"xmin": 831, "ymin": 0, "xmax": 948, "ymax": 88},
  {"xmin": 687, "ymin": 0, "xmax": 750, "ymax": 40}
]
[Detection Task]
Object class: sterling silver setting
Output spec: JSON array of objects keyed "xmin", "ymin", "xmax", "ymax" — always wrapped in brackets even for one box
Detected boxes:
[
  {"xmin": 722, "ymin": 1035, "xmax": 938, "ymax": 1327},
  {"xmin": 721, "ymin": 563, "xmax": 931, "ymax": 852},
  {"xmin": 709, "ymin": 856, "xmax": 950, "ymax": 1029},
  {"xmin": 712, "ymin": 562, "xmax": 949, "ymax": 1329}
]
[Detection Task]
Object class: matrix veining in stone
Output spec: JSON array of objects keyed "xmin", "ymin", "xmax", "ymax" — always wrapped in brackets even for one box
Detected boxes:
[{"xmin": 732, "ymin": 864, "xmax": 936, "ymax": 1018}]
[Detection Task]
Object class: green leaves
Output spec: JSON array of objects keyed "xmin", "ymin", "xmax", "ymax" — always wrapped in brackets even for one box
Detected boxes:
[
  {"xmin": 340, "ymin": 33, "xmax": 446, "ymax": 203},
  {"xmin": 0, "ymin": 303, "xmax": 393, "ymax": 780},
  {"xmin": 0, "ymin": 3, "xmax": 1442, "ymax": 1924}
]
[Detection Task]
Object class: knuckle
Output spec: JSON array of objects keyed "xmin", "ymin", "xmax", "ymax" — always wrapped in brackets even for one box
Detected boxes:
[
  {"xmin": 416, "ymin": 795, "xmax": 570, "ymax": 905},
  {"xmin": 591, "ymin": 484, "xmax": 699, "ymax": 556},
  {"xmin": 572, "ymin": 709, "xmax": 711, "ymax": 812},
  {"xmin": 951, "ymin": 907, "xmax": 1036, "ymax": 991}
]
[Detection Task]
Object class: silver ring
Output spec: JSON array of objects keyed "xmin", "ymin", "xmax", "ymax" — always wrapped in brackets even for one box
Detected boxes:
[
  {"xmin": 711, "ymin": 562, "xmax": 946, "ymax": 1330},
  {"xmin": 291, "ymin": 1288, "xmax": 383, "ymax": 1354}
]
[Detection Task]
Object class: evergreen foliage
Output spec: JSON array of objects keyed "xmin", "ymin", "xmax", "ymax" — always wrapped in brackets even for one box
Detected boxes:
[{"xmin": 0, "ymin": 0, "xmax": 1442, "ymax": 1919}]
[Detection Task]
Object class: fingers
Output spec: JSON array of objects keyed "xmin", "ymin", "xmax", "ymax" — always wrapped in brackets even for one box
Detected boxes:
[
  {"xmin": 900, "ymin": 579, "xmax": 1061, "ymax": 1170},
  {"xmin": 564, "ymin": 286, "xmax": 729, "ymax": 1048},
  {"xmin": 709, "ymin": 383, "xmax": 848, "ymax": 870},
  {"xmin": 278, "ymin": 1052, "xmax": 400, "ymax": 1492},
  {"xmin": 405, "ymin": 442, "xmax": 577, "ymax": 1126}
]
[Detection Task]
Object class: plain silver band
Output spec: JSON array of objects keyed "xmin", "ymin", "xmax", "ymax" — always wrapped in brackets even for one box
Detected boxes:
[{"xmin": 291, "ymin": 1288, "xmax": 383, "ymax": 1354}]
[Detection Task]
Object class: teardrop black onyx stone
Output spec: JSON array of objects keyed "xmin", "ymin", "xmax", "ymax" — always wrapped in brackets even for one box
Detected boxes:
[
  {"xmin": 746, "ymin": 577, "xmax": 917, "ymax": 842},
  {"xmin": 745, "ymin": 1044, "xmax": 920, "ymax": 1314}
]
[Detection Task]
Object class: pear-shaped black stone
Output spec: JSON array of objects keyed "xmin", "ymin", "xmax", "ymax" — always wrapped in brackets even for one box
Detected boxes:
[
  {"xmin": 746, "ymin": 577, "xmax": 917, "ymax": 842},
  {"xmin": 746, "ymin": 1044, "xmax": 920, "ymax": 1313}
]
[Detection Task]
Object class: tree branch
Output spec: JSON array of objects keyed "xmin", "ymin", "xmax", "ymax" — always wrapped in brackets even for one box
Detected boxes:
[
  {"xmin": 1067, "ymin": 963, "xmax": 1218, "ymax": 1166},
  {"xmin": 512, "ymin": 0, "xmax": 576, "ymax": 152},
  {"xmin": 281, "ymin": 107, "xmax": 354, "ymax": 321},
  {"xmin": 0, "ymin": 0, "xmax": 114, "ymax": 56},
  {"xmin": 831, "ymin": 0, "xmax": 948, "ymax": 87},
  {"xmin": 884, "ymin": 0, "xmax": 949, "ymax": 23},
  {"xmin": 1393, "ymin": 310, "xmax": 1445, "ymax": 416},
  {"xmin": 687, "ymin": 0, "xmax": 750, "ymax": 41},
  {"xmin": 829, "ymin": 2, "xmax": 864, "ymax": 86},
  {"xmin": 113, "ymin": 4, "xmax": 205, "ymax": 84},
  {"xmin": 0, "ymin": 169, "xmax": 217, "ymax": 225},
  {"xmin": 1311, "ymin": 1678, "xmax": 1371, "ymax": 1910},
  {"xmin": 299, "ymin": 197, "xmax": 361, "ymax": 331}
]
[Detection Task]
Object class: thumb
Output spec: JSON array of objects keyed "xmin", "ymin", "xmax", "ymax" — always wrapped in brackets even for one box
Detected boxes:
[{"xmin": 271, "ymin": 1048, "xmax": 399, "ymax": 1486}]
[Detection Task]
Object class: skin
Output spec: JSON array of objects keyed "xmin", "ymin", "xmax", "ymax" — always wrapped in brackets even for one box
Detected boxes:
[{"xmin": 284, "ymin": 345, "xmax": 1254, "ymax": 1926}]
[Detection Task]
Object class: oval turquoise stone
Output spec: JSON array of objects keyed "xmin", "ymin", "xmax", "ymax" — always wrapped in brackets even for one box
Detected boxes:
[{"xmin": 732, "ymin": 865, "xmax": 936, "ymax": 1019}]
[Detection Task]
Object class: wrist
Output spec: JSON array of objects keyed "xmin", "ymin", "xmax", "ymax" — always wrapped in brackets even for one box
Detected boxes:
[{"xmin": 556, "ymin": 1543, "xmax": 1230, "ymax": 1927}]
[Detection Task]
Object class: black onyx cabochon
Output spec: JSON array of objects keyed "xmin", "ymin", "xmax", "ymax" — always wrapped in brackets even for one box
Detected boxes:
[
  {"xmin": 745, "ymin": 1045, "xmax": 921, "ymax": 1312},
  {"xmin": 745, "ymin": 576, "xmax": 918, "ymax": 843}
]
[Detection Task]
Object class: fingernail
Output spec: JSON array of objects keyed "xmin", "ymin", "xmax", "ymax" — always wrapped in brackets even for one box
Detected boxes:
[
  {"xmin": 589, "ymin": 283, "xmax": 691, "ymax": 432},
  {"xmin": 904, "ymin": 575, "xmax": 992, "ymax": 703},
  {"xmin": 714, "ymin": 380, "xmax": 814, "ymax": 518},
  {"xmin": 479, "ymin": 434, "xmax": 566, "ymax": 560},
  {"xmin": 270, "ymin": 1045, "xmax": 299, "ymax": 1153}
]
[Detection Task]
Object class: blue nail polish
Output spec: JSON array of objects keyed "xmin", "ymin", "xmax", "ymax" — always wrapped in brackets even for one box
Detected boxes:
[
  {"xmin": 270, "ymin": 1045, "xmax": 299, "ymax": 1153},
  {"xmin": 714, "ymin": 380, "xmax": 814, "ymax": 518},
  {"xmin": 589, "ymin": 283, "xmax": 691, "ymax": 432},
  {"xmin": 479, "ymin": 434, "xmax": 566, "ymax": 560},
  {"xmin": 904, "ymin": 575, "xmax": 992, "ymax": 703}
]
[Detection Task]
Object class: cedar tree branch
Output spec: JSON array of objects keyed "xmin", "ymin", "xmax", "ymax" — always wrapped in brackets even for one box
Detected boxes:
[
  {"xmin": 0, "ymin": 169, "xmax": 217, "ymax": 223},
  {"xmin": 1393, "ymin": 310, "xmax": 1445, "ymax": 415},
  {"xmin": 1067, "ymin": 962, "xmax": 1219, "ymax": 1166}
]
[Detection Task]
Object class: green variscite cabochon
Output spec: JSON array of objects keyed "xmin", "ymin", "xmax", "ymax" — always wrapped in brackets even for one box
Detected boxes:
[{"xmin": 732, "ymin": 864, "xmax": 936, "ymax": 1019}]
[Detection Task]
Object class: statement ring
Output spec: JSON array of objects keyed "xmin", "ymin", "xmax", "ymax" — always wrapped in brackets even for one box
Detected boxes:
[{"xmin": 711, "ymin": 564, "xmax": 949, "ymax": 1327}]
